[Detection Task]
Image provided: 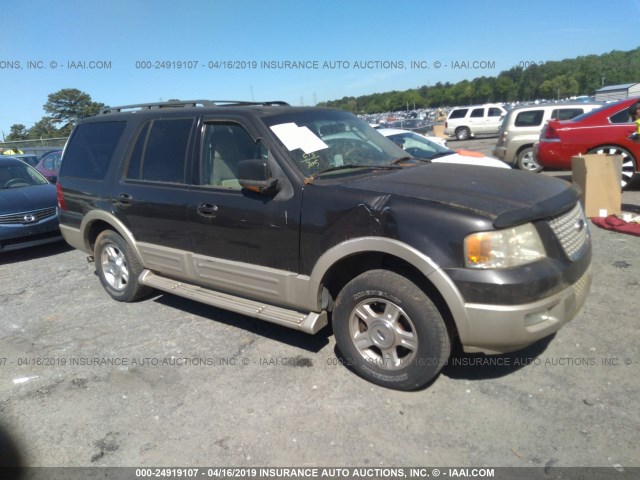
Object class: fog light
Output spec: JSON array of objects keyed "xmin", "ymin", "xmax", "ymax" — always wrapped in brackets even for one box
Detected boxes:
[{"xmin": 525, "ymin": 310, "xmax": 552, "ymax": 327}]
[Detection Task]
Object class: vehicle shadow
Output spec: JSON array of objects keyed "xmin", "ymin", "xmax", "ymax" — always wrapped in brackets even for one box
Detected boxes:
[
  {"xmin": 151, "ymin": 293, "xmax": 332, "ymax": 353},
  {"xmin": 441, "ymin": 334, "xmax": 555, "ymax": 381},
  {"xmin": 0, "ymin": 240, "xmax": 71, "ymax": 266}
]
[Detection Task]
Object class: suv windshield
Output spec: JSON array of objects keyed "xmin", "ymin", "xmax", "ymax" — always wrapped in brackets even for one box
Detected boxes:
[{"xmin": 263, "ymin": 109, "xmax": 406, "ymax": 177}]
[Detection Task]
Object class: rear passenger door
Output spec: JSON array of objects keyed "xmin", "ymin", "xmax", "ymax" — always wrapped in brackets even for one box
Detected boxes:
[
  {"xmin": 112, "ymin": 117, "xmax": 195, "ymax": 258},
  {"xmin": 468, "ymin": 107, "xmax": 486, "ymax": 134}
]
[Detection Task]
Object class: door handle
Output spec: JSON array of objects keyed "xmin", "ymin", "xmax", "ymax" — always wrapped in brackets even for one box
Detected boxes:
[
  {"xmin": 197, "ymin": 203, "xmax": 218, "ymax": 217},
  {"xmin": 115, "ymin": 193, "xmax": 133, "ymax": 205}
]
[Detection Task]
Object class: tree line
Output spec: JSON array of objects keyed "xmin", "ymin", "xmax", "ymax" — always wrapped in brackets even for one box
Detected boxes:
[{"xmin": 318, "ymin": 47, "xmax": 640, "ymax": 113}]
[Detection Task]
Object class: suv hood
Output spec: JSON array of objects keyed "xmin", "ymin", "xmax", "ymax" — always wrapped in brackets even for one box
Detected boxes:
[{"xmin": 343, "ymin": 163, "xmax": 578, "ymax": 228}]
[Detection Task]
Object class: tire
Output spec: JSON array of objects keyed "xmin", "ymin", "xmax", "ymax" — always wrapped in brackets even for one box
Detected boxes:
[
  {"xmin": 94, "ymin": 230, "xmax": 151, "ymax": 302},
  {"xmin": 516, "ymin": 147, "xmax": 542, "ymax": 172},
  {"xmin": 586, "ymin": 146, "xmax": 637, "ymax": 190},
  {"xmin": 455, "ymin": 127, "xmax": 471, "ymax": 141},
  {"xmin": 332, "ymin": 270, "xmax": 451, "ymax": 390}
]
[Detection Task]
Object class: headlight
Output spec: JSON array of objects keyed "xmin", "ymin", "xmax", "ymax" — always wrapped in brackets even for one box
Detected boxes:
[{"xmin": 464, "ymin": 223, "xmax": 546, "ymax": 269}]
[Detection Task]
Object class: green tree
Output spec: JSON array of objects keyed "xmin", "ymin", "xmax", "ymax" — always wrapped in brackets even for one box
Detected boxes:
[
  {"xmin": 43, "ymin": 88, "xmax": 105, "ymax": 133},
  {"xmin": 28, "ymin": 117, "xmax": 60, "ymax": 139},
  {"xmin": 5, "ymin": 124, "xmax": 29, "ymax": 141}
]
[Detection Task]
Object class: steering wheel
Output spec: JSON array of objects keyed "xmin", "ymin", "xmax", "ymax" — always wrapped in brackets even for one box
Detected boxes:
[{"xmin": 3, "ymin": 178, "xmax": 30, "ymax": 188}]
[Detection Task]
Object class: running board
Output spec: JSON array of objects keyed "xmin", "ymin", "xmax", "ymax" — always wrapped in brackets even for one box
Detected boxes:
[{"xmin": 139, "ymin": 270, "xmax": 327, "ymax": 334}]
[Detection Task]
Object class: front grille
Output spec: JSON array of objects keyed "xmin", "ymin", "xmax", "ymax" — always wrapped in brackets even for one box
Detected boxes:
[
  {"xmin": 547, "ymin": 203, "xmax": 590, "ymax": 262},
  {"xmin": 0, "ymin": 207, "xmax": 57, "ymax": 225}
]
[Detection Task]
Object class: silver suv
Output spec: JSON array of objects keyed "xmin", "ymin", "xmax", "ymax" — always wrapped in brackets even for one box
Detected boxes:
[
  {"xmin": 493, "ymin": 102, "xmax": 602, "ymax": 171},
  {"xmin": 444, "ymin": 103, "xmax": 507, "ymax": 140}
]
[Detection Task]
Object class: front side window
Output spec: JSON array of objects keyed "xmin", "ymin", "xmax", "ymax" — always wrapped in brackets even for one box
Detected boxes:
[
  {"xmin": 200, "ymin": 123, "xmax": 266, "ymax": 189},
  {"xmin": 488, "ymin": 107, "xmax": 503, "ymax": 117},
  {"xmin": 126, "ymin": 118, "xmax": 193, "ymax": 183}
]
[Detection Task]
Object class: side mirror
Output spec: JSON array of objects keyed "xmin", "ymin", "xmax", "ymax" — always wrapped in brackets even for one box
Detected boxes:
[{"xmin": 237, "ymin": 159, "xmax": 278, "ymax": 195}]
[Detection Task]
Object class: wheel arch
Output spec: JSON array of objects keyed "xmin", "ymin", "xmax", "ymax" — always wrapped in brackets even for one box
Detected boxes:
[
  {"xmin": 309, "ymin": 238, "xmax": 469, "ymax": 340},
  {"xmin": 80, "ymin": 211, "xmax": 141, "ymax": 259}
]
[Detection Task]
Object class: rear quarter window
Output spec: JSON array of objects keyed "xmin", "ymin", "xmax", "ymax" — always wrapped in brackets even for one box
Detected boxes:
[
  {"xmin": 550, "ymin": 108, "xmax": 584, "ymax": 120},
  {"xmin": 514, "ymin": 110, "xmax": 544, "ymax": 127},
  {"xmin": 61, "ymin": 121, "xmax": 126, "ymax": 180},
  {"xmin": 610, "ymin": 107, "xmax": 632, "ymax": 124}
]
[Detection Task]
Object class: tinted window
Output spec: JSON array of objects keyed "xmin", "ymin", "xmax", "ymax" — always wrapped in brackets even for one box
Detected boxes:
[
  {"xmin": 470, "ymin": 108, "xmax": 484, "ymax": 118},
  {"xmin": 610, "ymin": 108, "xmax": 632, "ymax": 124},
  {"xmin": 550, "ymin": 108, "xmax": 584, "ymax": 120},
  {"xmin": 488, "ymin": 108, "xmax": 503, "ymax": 117},
  {"xmin": 125, "ymin": 118, "xmax": 193, "ymax": 183},
  {"xmin": 126, "ymin": 122, "xmax": 150, "ymax": 180},
  {"xmin": 200, "ymin": 123, "xmax": 266, "ymax": 189},
  {"xmin": 61, "ymin": 121, "xmax": 126, "ymax": 180},
  {"xmin": 514, "ymin": 110, "xmax": 544, "ymax": 127},
  {"xmin": 449, "ymin": 109, "xmax": 468, "ymax": 119}
]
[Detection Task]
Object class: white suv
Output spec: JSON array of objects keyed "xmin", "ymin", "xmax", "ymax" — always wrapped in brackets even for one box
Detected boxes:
[
  {"xmin": 444, "ymin": 103, "xmax": 507, "ymax": 140},
  {"xmin": 492, "ymin": 102, "xmax": 602, "ymax": 171}
]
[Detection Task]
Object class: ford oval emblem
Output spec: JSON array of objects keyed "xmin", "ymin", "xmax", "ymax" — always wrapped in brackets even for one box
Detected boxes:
[
  {"xmin": 23, "ymin": 214, "xmax": 36, "ymax": 223},
  {"xmin": 575, "ymin": 218, "xmax": 585, "ymax": 232}
]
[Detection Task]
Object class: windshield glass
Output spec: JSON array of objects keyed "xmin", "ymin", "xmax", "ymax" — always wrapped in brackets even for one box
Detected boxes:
[
  {"xmin": 0, "ymin": 163, "xmax": 49, "ymax": 189},
  {"xmin": 263, "ymin": 109, "xmax": 407, "ymax": 177},
  {"xmin": 385, "ymin": 131, "xmax": 452, "ymax": 160}
]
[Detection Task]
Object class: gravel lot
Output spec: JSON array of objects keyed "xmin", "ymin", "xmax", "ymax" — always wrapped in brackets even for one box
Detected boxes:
[{"xmin": 1, "ymin": 139, "xmax": 639, "ymax": 474}]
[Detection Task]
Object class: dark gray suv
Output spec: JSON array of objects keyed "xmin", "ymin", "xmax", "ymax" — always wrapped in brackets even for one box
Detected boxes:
[{"xmin": 56, "ymin": 100, "xmax": 592, "ymax": 390}]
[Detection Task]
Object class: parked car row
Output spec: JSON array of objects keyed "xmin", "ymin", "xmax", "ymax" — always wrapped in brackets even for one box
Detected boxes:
[{"xmin": 489, "ymin": 97, "xmax": 640, "ymax": 190}]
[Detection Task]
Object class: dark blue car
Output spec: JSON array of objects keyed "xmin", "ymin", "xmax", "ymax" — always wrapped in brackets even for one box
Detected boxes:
[{"xmin": 0, "ymin": 157, "xmax": 62, "ymax": 252}]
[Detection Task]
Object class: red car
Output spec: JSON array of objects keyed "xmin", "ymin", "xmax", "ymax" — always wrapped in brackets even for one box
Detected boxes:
[
  {"xmin": 534, "ymin": 97, "xmax": 639, "ymax": 189},
  {"xmin": 35, "ymin": 150, "xmax": 63, "ymax": 183}
]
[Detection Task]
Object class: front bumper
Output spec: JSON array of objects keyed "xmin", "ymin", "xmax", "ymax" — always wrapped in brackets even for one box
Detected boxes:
[
  {"xmin": 0, "ymin": 217, "xmax": 62, "ymax": 252},
  {"xmin": 459, "ymin": 265, "xmax": 592, "ymax": 354}
]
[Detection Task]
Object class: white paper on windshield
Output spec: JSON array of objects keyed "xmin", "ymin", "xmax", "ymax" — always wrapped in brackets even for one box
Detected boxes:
[{"xmin": 270, "ymin": 123, "xmax": 328, "ymax": 154}]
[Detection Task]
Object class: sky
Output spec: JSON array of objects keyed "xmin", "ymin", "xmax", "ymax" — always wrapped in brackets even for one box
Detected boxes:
[{"xmin": 1, "ymin": 0, "xmax": 639, "ymax": 137}]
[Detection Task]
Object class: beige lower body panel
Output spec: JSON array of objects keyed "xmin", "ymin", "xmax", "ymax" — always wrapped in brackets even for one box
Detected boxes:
[{"xmin": 460, "ymin": 266, "xmax": 592, "ymax": 354}]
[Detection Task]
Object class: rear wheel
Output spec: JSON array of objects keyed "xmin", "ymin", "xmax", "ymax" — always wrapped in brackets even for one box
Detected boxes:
[
  {"xmin": 586, "ymin": 146, "xmax": 637, "ymax": 190},
  {"xmin": 455, "ymin": 127, "xmax": 471, "ymax": 141},
  {"xmin": 94, "ymin": 230, "xmax": 151, "ymax": 302},
  {"xmin": 516, "ymin": 147, "xmax": 542, "ymax": 172},
  {"xmin": 332, "ymin": 270, "xmax": 451, "ymax": 390}
]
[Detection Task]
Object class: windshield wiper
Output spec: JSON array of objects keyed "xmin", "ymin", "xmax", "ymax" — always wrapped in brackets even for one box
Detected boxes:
[
  {"xmin": 391, "ymin": 156, "xmax": 415, "ymax": 165},
  {"xmin": 309, "ymin": 163, "xmax": 398, "ymax": 180},
  {"xmin": 428, "ymin": 151, "xmax": 454, "ymax": 160}
]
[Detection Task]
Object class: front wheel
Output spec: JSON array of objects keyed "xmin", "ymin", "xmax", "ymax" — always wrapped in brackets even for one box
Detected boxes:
[
  {"xmin": 94, "ymin": 230, "xmax": 151, "ymax": 302},
  {"xmin": 332, "ymin": 270, "xmax": 451, "ymax": 390},
  {"xmin": 586, "ymin": 146, "xmax": 637, "ymax": 190}
]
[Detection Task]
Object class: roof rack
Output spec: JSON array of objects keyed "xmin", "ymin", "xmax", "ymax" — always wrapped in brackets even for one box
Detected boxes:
[{"xmin": 100, "ymin": 100, "xmax": 290, "ymax": 115}]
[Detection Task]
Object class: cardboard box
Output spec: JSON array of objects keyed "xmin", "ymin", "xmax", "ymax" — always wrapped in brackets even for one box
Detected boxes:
[{"xmin": 571, "ymin": 154, "xmax": 622, "ymax": 217}]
